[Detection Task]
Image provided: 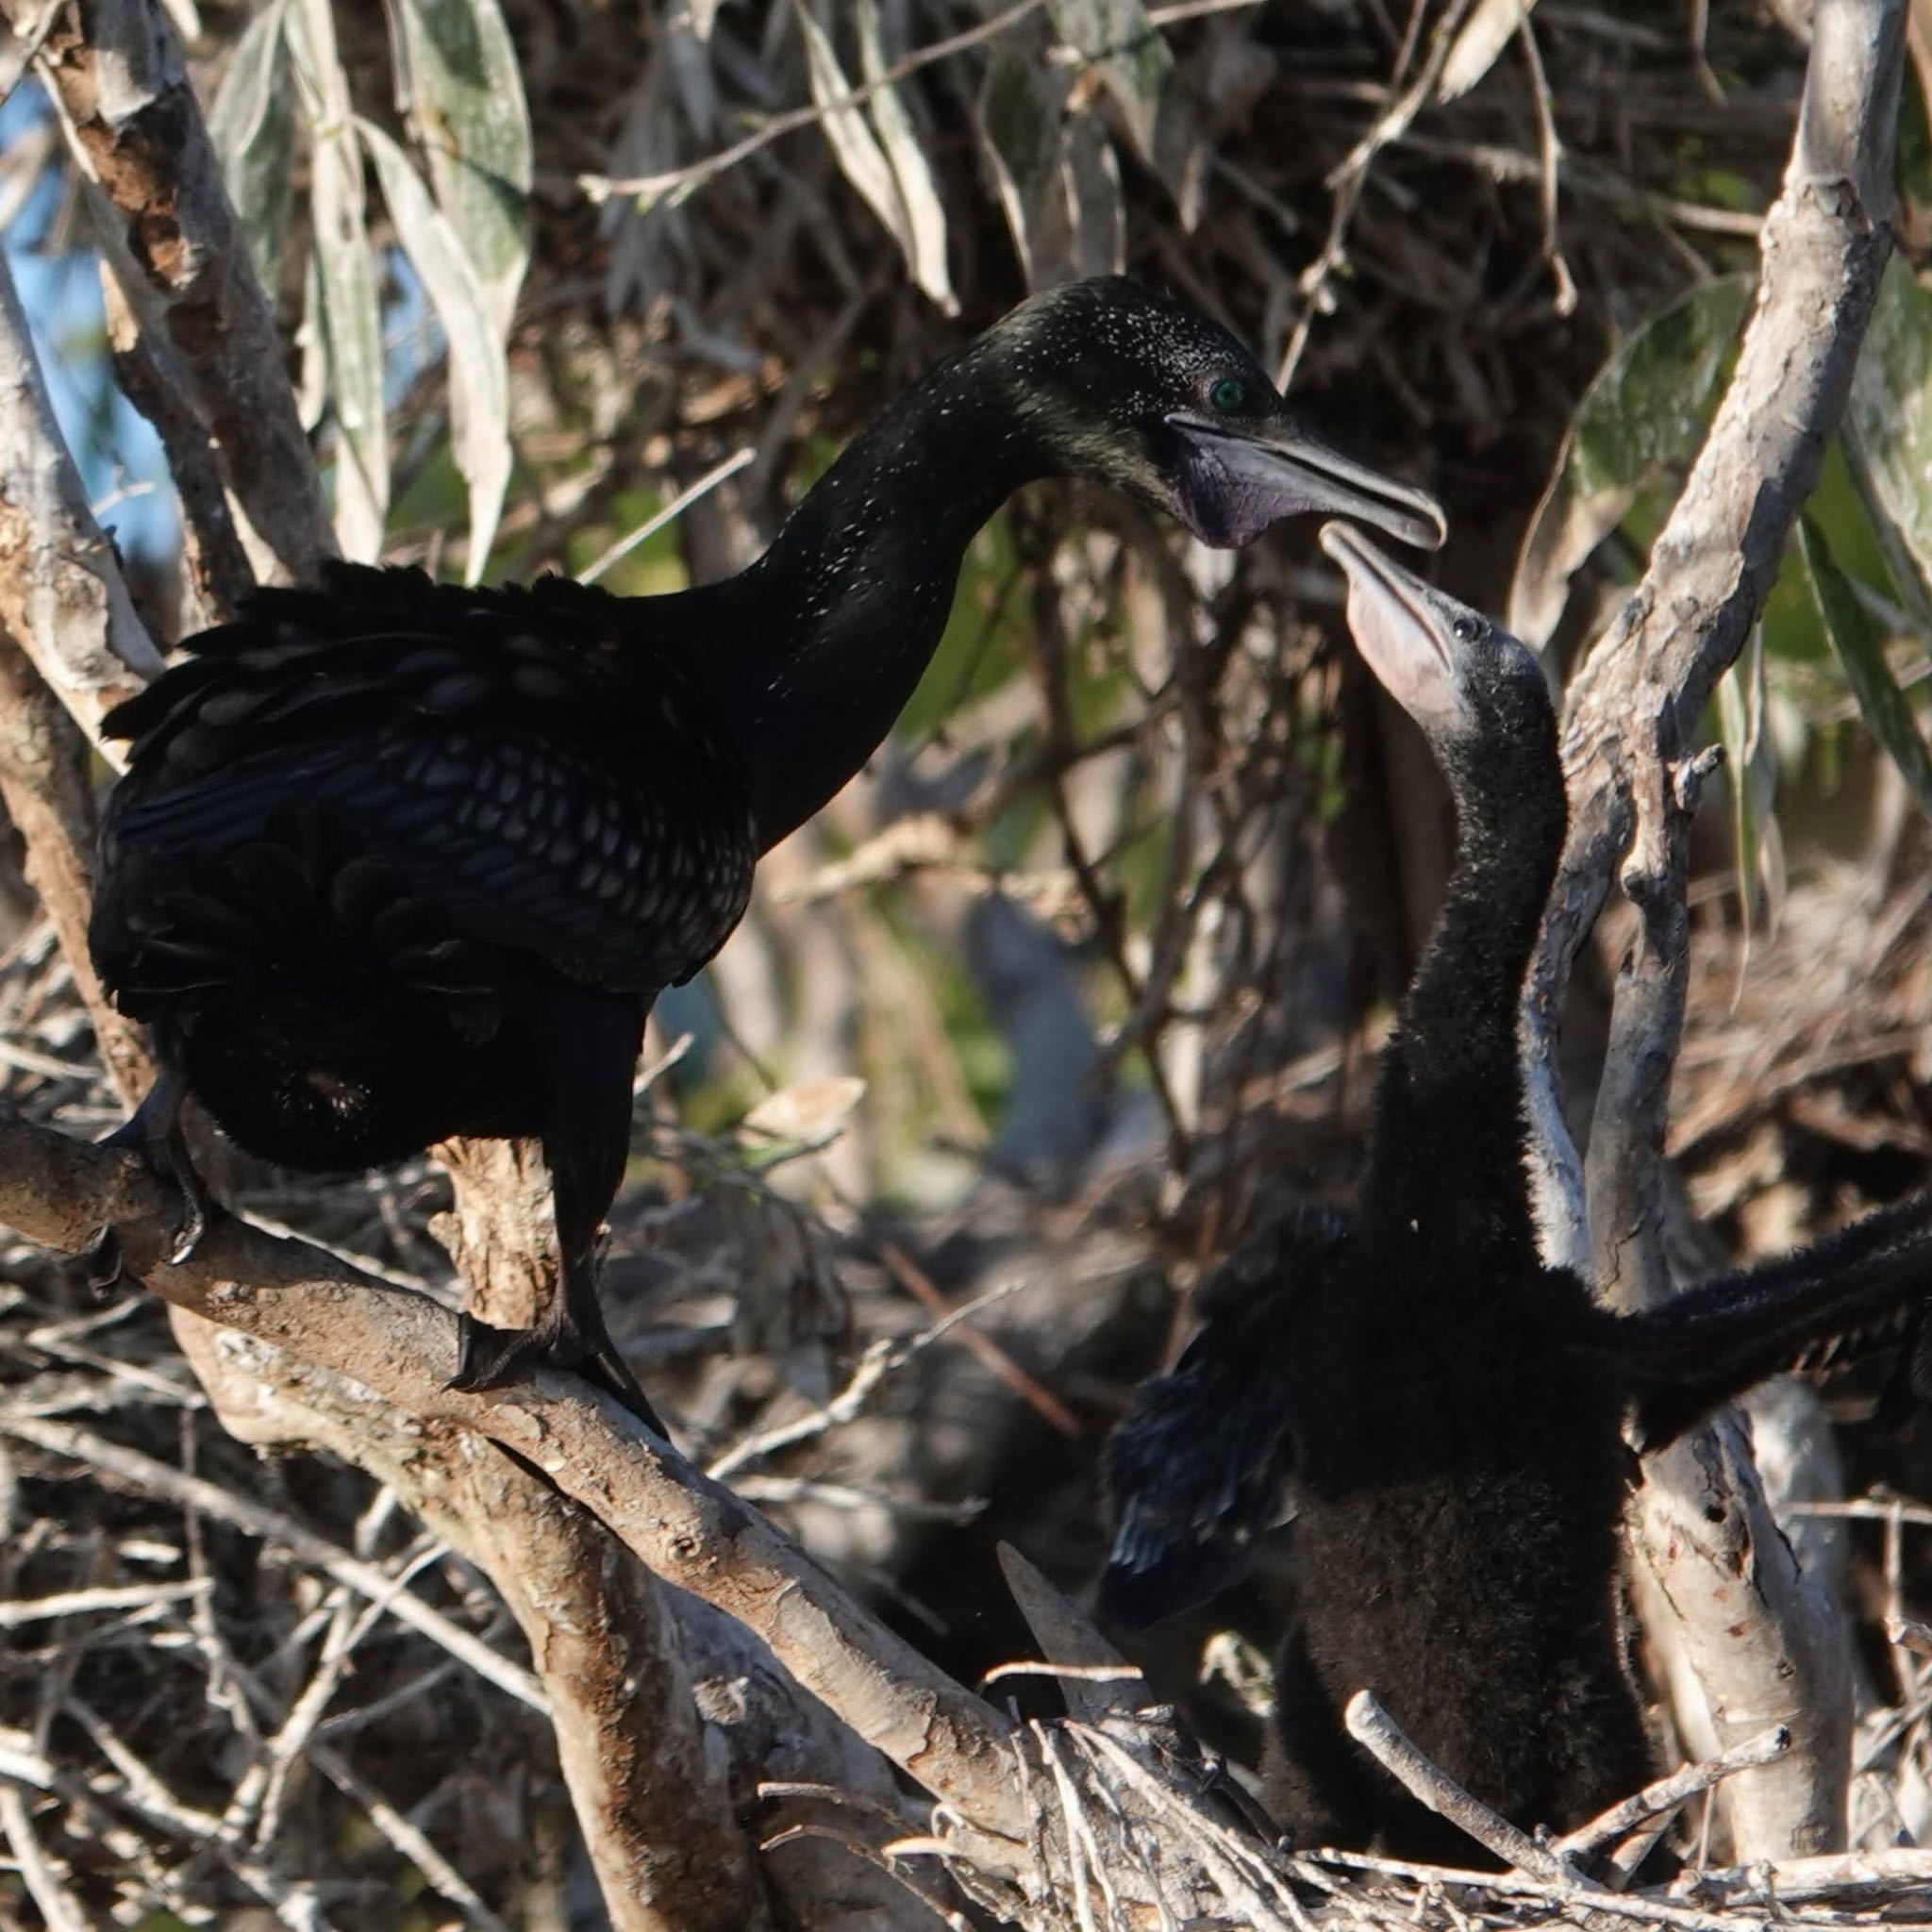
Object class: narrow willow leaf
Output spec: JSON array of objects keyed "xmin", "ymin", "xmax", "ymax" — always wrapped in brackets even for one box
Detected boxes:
[
  {"xmin": 1044, "ymin": 0, "xmax": 1201, "ymax": 224},
  {"xmin": 1799, "ymin": 515, "xmax": 1932, "ymax": 821},
  {"xmin": 207, "ymin": 0, "xmax": 293, "ymax": 295},
  {"xmin": 287, "ymin": 0, "xmax": 388, "ymax": 561},
  {"xmin": 854, "ymin": 0, "xmax": 955, "ymax": 313},
  {"xmin": 976, "ymin": 43, "xmax": 1073, "ymax": 289},
  {"xmin": 294, "ymin": 247, "xmax": 326, "ymax": 432},
  {"xmin": 1713, "ymin": 625, "xmax": 1775, "ymax": 955},
  {"xmin": 392, "ymin": 0, "xmax": 533, "ymax": 340},
  {"xmin": 1844, "ymin": 256, "xmax": 1932, "ymax": 634},
  {"xmin": 1509, "ymin": 274, "xmax": 1752, "ymax": 650},
  {"xmin": 358, "ymin": 119, "xmax": 509, "ymax": 580},
  {"xmin": 1439, "ymin": 0, "xmax": 1539, "ymax": 102},
  {"xmin": 793, "ymin": 5, "xmax": 914, "ymax": 282},
  {"xmin": 1065, "ymin": 108, "xmax": 1124, "ymax": 278}
]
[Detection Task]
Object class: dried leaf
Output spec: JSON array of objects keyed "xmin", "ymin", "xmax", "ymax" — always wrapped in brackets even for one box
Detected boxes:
[
  {"xmin": 207, "ymin": 0, "xmax": 294, "ymax": 297},
  {"xmin": 358, "ymin": 119, "xmax": 510, "ymax": 580},
  {"xmin": 1799, "ymin": 515, "xmax": 1932, "ymax": 822},
  {"xmin": 391, "ymin": 0, "xmax": 533, "ymax": 340},
  {"xmin": 1713, "ymin": 625, "xmax": 1778, "ymax": 960},
  {"xmin": 743, "ymin": 1076, "xmax": 868, "ymax": 1147},
  {"xmin": 1509, "ymin": 274, "xmax": 1752, "ymax": 649},
  {"xmin": 287, "ymin": 0, "xmax": 389, "ymax": 562},
  {"xmin": 1438, "ymin": 0, "xmax": 1539, "ymax": 102},
  {"xmin": 854, "ymin": 0, "xmax": 955, "ymax": 312}
]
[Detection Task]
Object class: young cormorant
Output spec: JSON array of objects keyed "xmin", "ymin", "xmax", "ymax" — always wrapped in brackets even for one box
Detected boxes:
[
  {"xmin": 1100, "ymin": 525, "xmax": 1932, "ymax": 1858},
  {"xmin": 88, "ymin": 278, "xmax": 1447, "ymax": 1430}
]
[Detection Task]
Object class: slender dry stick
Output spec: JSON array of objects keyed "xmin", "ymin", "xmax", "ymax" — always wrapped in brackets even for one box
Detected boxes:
[
  {"xmin": 1557, "ymin": 1724, "xmax": 1790, "ymax": 1862},
  {"xmin": 1342, "ymin": 1691, "xmax": 1582, "ymax": 1882}
]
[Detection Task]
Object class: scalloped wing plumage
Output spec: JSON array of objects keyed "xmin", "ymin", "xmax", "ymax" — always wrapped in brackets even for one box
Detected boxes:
[{"xmin": 93, "ymin": 562, "xmax": 756, "ymax": 1001}]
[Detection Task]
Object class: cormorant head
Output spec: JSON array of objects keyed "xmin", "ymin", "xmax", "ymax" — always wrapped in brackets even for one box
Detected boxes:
[
  {"xmin": 1318, "ymin": 523, "xmax": 1551, "ymax": 758},
  {"xmin": 979, "ymin": 278, "xmax": 1446, "ymax": 553}
]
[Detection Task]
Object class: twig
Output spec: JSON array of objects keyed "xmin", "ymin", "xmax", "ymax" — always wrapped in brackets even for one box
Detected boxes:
[
  {"xmin": 1342, "ymin": 1690, "xmax": 1585, "ymax": 1883},
  {"xmin": 707, "ymin": 1275, "xmax": 1026, "ymax": 1480},
  {"xmin": 876, "ymin": 1239, "xmax": 1082, "ymax": 1440},
  {"xmin": 308, "ymin": 1742, "xmax": 513, "ymax": 1932},
  {"xmin": 1557, "ymin": 1724, "xmax": 1790, "ymax": 1861},
  {"xmin": 1516, "ymin": 7, "xmax": 1577, "ymax": 316},
  {"xmin": 580, "ymin": 447, "xmax": 755, "ymax": 585},
  {"xmin": 0, "ymin": 1412, "xmax": 546, "ymax": 1712},
  {"xmin": 0, "ymin": 1578, "xmax": 209, "ymax": 1626},
  {"xmin": 0, "ymin": 1781, "xmax": 88, "ymax": 1932}
]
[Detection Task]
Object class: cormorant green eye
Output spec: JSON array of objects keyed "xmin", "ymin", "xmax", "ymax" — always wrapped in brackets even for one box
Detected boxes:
[{"xmin": 1208, "ymin": 376, "xmax": 1247, "ymax": 413}]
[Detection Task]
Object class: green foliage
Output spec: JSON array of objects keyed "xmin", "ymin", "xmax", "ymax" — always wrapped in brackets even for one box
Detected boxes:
[
  {"xmin": 1509, "ymin": 275, "xmax": 1753, "ymax": 650},
  {"xmin": 1532, "ymin": 225, "xmax": 1932, "ymax": 914}
]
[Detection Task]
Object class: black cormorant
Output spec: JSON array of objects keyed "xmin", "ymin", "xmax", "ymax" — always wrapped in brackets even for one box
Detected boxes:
[
  {"xmin": 1100, "ymin": 524, "xmax": 1932, "ymax": 1858},
  {"xmin": 88, "ymin": 277, "xmax": 1446, "ymax": 1430}
]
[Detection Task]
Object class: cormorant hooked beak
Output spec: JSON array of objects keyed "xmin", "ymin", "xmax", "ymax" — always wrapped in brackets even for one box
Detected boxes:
[
  {"xmin": 1166, "ymin": 412, "xmax": 1447, "ymax": 554},
  {"xmin": 1319, "ymin": 522, "xmax": 1476, "ymax": 737}
]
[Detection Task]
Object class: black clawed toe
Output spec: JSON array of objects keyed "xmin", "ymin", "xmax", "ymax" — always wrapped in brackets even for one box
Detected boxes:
[
  {"xmin": 448, "ymin": 1309, "xmax": 665, "ymax": 1436},
  {"xmin": 96, "ymin": 1069, "xmax": 215, "ymax": 1272},
  {"xmin": 77, "ymin": 1226, "xmax": 128, "ymax": 1301}
]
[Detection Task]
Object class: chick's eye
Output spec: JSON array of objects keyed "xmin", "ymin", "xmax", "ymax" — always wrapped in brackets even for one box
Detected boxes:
[
  {"xmin": 1452, "ymin": 616, "xmax": 1482, "ymax": 642},
  {"xmin": 1208, "ymin": 375, "xmax": 1248, "ymax": 412}
]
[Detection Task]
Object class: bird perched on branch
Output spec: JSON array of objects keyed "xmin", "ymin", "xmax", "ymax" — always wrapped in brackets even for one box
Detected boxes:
[
  {"xmin": 87, "ymin": 277, "xmax": 1445, "ymax": 1431},
  {"xmin": 1099, "ymin": 525, "xmax": 1932, "ymax": 1859}
]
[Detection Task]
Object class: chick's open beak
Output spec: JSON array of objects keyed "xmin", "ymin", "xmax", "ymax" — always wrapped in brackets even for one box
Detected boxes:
[{"xmin": 1318, "ymin": 522, "xmax": 1470, "ymax": 737}]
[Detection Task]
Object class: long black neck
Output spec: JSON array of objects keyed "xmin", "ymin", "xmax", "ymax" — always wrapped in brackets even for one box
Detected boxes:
[
  {"xmin": 659, "ymin": 342, "xmax": 1051, "ymax": 849},
  {"xmin": 1358, "ymin": 718, "xmax": 1565, "ymax": 1286}
]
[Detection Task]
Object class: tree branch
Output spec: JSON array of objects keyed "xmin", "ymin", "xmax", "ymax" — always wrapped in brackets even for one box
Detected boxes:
[
  {"xmin": 1521, "ymin": 0, "xmax": 1906, "ymax": 1261},
  {"xmin": 7, "ymin": 0, "xmax": 334, "ymax": 585},
  {"xmin": 0, "ymin": 248, "xmax": 161, "ymax": 752},
  {"xmin": 1515, "ymin": 0, "xmax": 1903, "ymax": 1859},
  {"xmin": 0, "ymin": 1112, "xmax": 1034, "ymax": 1850}
]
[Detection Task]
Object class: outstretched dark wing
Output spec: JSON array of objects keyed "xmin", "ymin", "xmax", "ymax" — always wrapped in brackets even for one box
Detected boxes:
[
  {"xmin": 1098, "ymin": 1203, "xmax": 1350, "ymax": 1630},
  {"xmin": 1614, "ymin": 1190, "xmax": 1932, "ymax": 1453},
  {"xmin": 95, "ymin": 562, "xmax": 755, "ymax": 998}
]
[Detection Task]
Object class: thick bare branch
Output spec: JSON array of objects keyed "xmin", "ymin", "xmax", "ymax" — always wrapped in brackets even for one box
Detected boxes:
[
  {"xmin": 0, "ymin": 637, "xmax": 151, "ymax": 1105},
  {"xmin": 1521, "ymin": 0, "xmax": 1906, "ymax": 1260},
  {"xmin": 429, "ymin": 1144, "xmax": 773, "ymax": 1932},
  {"xmin": 8, "ymin": 0, "xmax": 334, "ymax": 585},
  {"xmin": 1514, "ymin": 0, "xmax": 1903, "ymax": 1860}
]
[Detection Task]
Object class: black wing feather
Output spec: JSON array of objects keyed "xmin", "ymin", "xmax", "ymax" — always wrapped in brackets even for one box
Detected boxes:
[
  {"xmin": 1099, "ymin": 1203, "xmax": 1349, "ymax": 1629},
  {"xmin": 1615, "ymin": 1190, "xmax": 1932, "ymax": 1453},
  {"xmin": 96, "ymin": 562, "xmax": 755, "ymax": 995}
]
